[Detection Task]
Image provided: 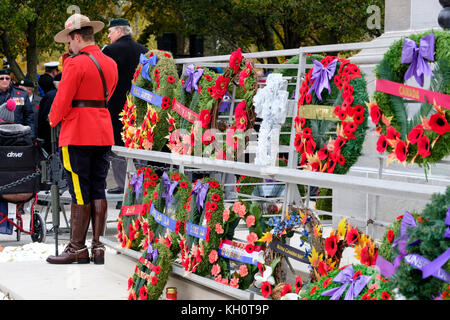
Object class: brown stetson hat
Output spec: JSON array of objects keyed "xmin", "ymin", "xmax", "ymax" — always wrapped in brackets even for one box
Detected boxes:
[{"xmin": 54, "ymin": 13, "xmax": 104, "ymax": 43}]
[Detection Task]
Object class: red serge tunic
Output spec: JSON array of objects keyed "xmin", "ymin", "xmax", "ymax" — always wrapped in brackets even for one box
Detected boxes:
[{"xmin": 49, "ymin": 44, "xmax": 118, "ymax": 147}]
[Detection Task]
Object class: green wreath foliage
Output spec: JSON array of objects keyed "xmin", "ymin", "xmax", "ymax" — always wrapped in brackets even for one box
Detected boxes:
[
  {"xmin": 132, "ymin": 49, "xmax": 179, "ymax": 151},
  {"xmin": 142, "ymin": 171, "xmax": 192, "ymax": 256},
  {"xmin": 296, "ymin": 54, "xmax": 369, "ymax": 175},
  {"xmin": 179, "ymin": 177, "xmax": 225, "ymax": 277},
  {"xmin": 300, "ymin": 264, "xmax": 392, "ymax": 300},
  {"xmin": 388, "ymin": 186, "xmax": 450, "ymax": 300},
  {"xmin": 372, "ymin": 30, "xmax": 450, "ymax": 169},
  {"xmin": 128, "ymin": 241, "xmax": 173, "ymax": 300}
]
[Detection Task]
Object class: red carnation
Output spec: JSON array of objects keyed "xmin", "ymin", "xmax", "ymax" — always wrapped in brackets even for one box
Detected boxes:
[
  {"xmin": 429, "ymin": 113, "xmax": 450, "ymax": 135},
  {"xmin": 201, "ymin": 129, "xmax": 215, "ymax": 145},
  {"xmin": 229, "ymin": 48, "xmax": 244, "ymax": 74}
]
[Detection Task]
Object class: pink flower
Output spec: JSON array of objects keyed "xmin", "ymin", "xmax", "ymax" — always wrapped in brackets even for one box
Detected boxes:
[
  {"xmin": 209, "ymin": 250, "xmax": 219, "ymax": 264},
  {"xmin": 246, "ymin": 215, "xmax": 256, "ymax": 227},
  {"xmin": 230, "ymin": 276, "xmax": 239, "ymax": 288},
  {"xmin": 238, "ymin": 265, "xmax": 248, "ymax": 277},
  {"xmin": 246, "ymin": 232, "xmax": 258, "ymax": 245},
  {"xmin": 215, "ymin": 223, "xmax": 224, "ymax": 235},
  {"xmin": 232, "ymin": 201, "xmax": 247, "ymax": 218},
  {"xmin": 211, "ymin": 263, "xmax": 221, "ymax": 277},
  {"xmin": 223, "ymin": 208, "xmax": 230, "ymax": 222},
  {"xmin": 221, "ymin": 277, "xmax": 229, "ymax": 285}
]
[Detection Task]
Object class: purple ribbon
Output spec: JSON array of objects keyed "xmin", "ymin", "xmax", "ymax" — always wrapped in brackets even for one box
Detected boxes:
[
  {"xmin": 405, "ymin": 253, "xmax": 450, "ymax": 282},
  {"xmin": 147, "ymin": 242, "xmax": 159, "ymax": 263},
  {"xmin": 392, "ymin": 211, "xmax": 417, "ymax": 269},
  {"xmin": 321, "ymin": 265, "xmax": 371, "ymax": 300},
  {"xmin": 401, "ymin": 33, "xmax": 435, "ymax": 87},
  {"xmin": 139, "ymin": 53, "xmax": 158, "ymax": 82},
  {"xmin": 130, "ymin": 172, "xmax": 144, "ymax": 199},
  {"xmin": 191, "ymin": 180, "xmax": 209, "ymax": 213},
  {"xmin": 421, "ymin": 207, "xmax": 450, "ymax": 279},
  {"xmin": 183, "ymin": 64, "xmax": 204, "ymax": 93},
  {"xmin": 307, "ymin": 58, "xmax": 338, "ymax": 101},
  {"xmin": 375, "ymin": 255, "xmax": 395, "ymax": 278},
  {"xmin": 161, "ymin": 171, "xmax": 178, "ymax": 209},
  {"xmin": 219, "ymin": 92, "xmax": 232, "ymax": 113}
]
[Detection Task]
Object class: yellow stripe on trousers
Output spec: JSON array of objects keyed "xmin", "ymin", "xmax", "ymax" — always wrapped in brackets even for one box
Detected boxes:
[{"xmin": 62, "ymin": 146, "xmax": 84, "ymax": 205}]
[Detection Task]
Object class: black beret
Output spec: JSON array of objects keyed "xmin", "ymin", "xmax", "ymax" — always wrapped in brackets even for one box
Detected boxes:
[
  {"xmin": 108, "ymin": 18, "xmax": 130, "ymax": 28},
  {"xmin": 0, "ymin": 69, "xmax": 10, "ymax": 76},
  {"xmin": 19, "ymin": 79, "xmax": 34, "ymax": 87}
]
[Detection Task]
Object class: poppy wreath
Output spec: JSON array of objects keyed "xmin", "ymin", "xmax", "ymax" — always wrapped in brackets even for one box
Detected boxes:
[
  {"xmin": 178, "ymin": 177, "xmax": 225, "ymax": 277},
  {"xmin": 388, "ymin": 186, "xmax": 450, "ymax": 300},
  {"xmin": 308, "ymin": 217, "xmax": 379, "ymax": 282},
  {"xmin": 211, "ymin": 48, "xmax": 259, "ymax": 161},
  {"xmin": 141, "ymin": 171, "xmax": 192, "ymax": 256},
  {"xmin": 167, "ymin": 66, "xmax": 221, "ymax": 155},
  {"xmin": 300, "ymin": 264, "xmax": 392, "ymax": 300},
  {"xmin": 295, "ymin": 54, "xmax": 369, "ymax": 175},
  {"xmin": 128, "ymin": 49, "xmax": 179, "ymax": 151},
  {"xmin": 378, "ymin": 211, "xmax": 421, "ymax": 266},
  {"xmin": 127, "ymin": 241, "xmax": 173, "ymax": 300},
  {"xmin": 212, "ymin": 201, "xmax": 268, "ymax": 290},
  {"xmin": 370, "ymin": 30, "xmax": 450, "ymax": 173},
  {"xmin": 116, "ymin": 167, "xmax": 160, "ymax": 251}
]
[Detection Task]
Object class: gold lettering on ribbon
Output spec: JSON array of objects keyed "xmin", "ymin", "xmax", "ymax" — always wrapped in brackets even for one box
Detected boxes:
[
  {"xmin": 398, "ymin": 85, "xmax": 420, "ymax": 100},
  {"xmin": 299, "ymin": 105, "xmax": 347, "ymax": 121}
]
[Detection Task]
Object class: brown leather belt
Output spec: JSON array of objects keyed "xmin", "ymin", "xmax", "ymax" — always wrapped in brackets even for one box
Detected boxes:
[{"xmin": 72, "ymin": 100, "xmax": 107, "ymax": 108}]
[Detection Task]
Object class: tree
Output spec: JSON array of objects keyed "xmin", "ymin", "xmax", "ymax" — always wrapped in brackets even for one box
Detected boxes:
[
  {"xmin": 0, "ymin": 0, "xmax": 120, "ymax": 87},
  {"xmin": 129, "ymin": 0, "xmax": 384, "ymax": 57}
]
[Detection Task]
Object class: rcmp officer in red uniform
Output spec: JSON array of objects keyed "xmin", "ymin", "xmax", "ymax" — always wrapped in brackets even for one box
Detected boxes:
[{"xmin": 46, "ymin": 14, "xmax": 118, "ymax": 265}]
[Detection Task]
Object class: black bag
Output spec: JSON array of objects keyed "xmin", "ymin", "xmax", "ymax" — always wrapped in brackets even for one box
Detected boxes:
[{"xmin": 0, "ymin": 124, "xmax": 41, "ymax": 202}]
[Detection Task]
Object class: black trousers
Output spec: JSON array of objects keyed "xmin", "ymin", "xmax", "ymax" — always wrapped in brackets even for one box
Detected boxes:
[{"xmin": 60, "ymin": 145, "xmax": 111, "ymax": 205}]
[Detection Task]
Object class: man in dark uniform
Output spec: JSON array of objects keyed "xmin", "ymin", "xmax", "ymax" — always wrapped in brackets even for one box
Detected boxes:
[
  {"xmin": 102, "ymin": 18, "xmax": 148, "ymax": 196},
  {"xmin": 38, "ymin": 61, "xmax": 59, "ymax": 95},
  {"xmin": 0, "ymin": 69, "xmax": 34, "ymax": 136},
  {"xmin": 18, "ymin": 79, "xmax": 41, "ymax": 140},
  {"xmin": 46, "ymin": 13, "xmax": 118, "ymax": 265}
]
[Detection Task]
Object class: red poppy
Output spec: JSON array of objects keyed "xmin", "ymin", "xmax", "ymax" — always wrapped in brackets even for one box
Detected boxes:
[
  {"xmin": 354, "ymin": 105, "xmax": 365, "ymax": 116},
  {"xmin": 376, "ymin": 134, "xmax": 388, "ymax": 153},
  {"xmin": 381, "ymin": 291, "xmax": 391, "ymax": 300},
  {"xmin": 337, "ymin": 154, "xmax": 346, "ymax": 166},
  {"xmin": 245, "ymin": 244, "xmax": 255, "ymax": 254},
  {"xmin": 346, "ymin": 226, "xmax": 359, "ymax": 246},
  {"xmin": 361, "ymin": 293, "xmax": 371, "ymax": 300},
  {"xmin": 205, "ymin": 74, "xmax": 212, "ymax": 81},
  {"xmin": 153, "ymin": 266, "xmax": 161, "ymax": 275},
  {"xmin": 326, "ymin": 154, "xmax": 337, "ymax": 173},
  {"xmin": 261, "ymin": 281, "xmax": 272, "ymax": 299},
  {"xmin": 167, "ymin": 76, "xmax": 175, "ymax": 84},
  {"xmin": 310, "ymin": 285, "xmax": 318, "ymax": 295},
  {"xmin": 294, "ymin": 275, "xmax": 302, "ymax": 293},
  {"xmin": 386, "ymin": 126, "xmax": 400, "ymax": 140},
  {"xmin": 370, "ymin": 104, "xmax": 382, "ymax": 125},
  {"xmin": 353, "ymin": 113, "xmax": 364, "ymax": 125},
  {"xmin": 417, "ymin": 135, "xmax": 431, "ymax": 158},
  {"xmin": 179, "ymin": 182, "xmax": 188, "ymax": 189},
  {"xmin": 208, "ymin": 180, "xmax": 220, "ymax": 188},
  {"xmin": 352, "ymin": 270, "xmax": 362, "ymax": 280},
  {"xmin": 139, "ymin": 286, "xmax": 147, "ymax": 300},
  {"xmin": 325, "ymin": 235, "xmax": 338, "ymax": 256},
  {"xmin": 211, "ymin": 194, "xmax": 220, "ymax": 202},
  {"xmin": 387, "ymin": 229, "xmax": 394, "ymax": 243},
  {"xmin": 204, "ymin": 210, "xmax": 211, "ymax": 223},
  {"xmin": 205, "ymin": 227, "xmax": 210, "ymax": 242},
  {"xmin": 151, "ymin": 276, "xmax": 158, "ymax": 286},
  {"xmin": 199, "ymin": 109, "xmax": 212, "ymax": 129},
  {"xmin": 295, "ymin": 116, "xmax": 306, "ymax": 128},
  {"xmin": 318, "ymin": 261, "xmax": 331, "ymax": 276},
  {"xmin": 334, "ymin": 136, "xmax": 347, "ymax": 151},
  {"xmin": 429, "ymin": 113, "xmax": 450, "ymax": 135},
  {"xmin": 154, "ymin": 69, "xmax": 160, "ymax": 76},
  {"xmin": 408, "ymin": 124, "xmax": 423, "ymax": 144},
  {"xmin": 235, "ymin": 100, "xmax": 248, "ymax": 131},
  {"xmin": 318, "ymin": 146, "xmax": 329, "ymax": 161},
  {"xmin": 322, "ymin": 277, "xmax": 333, "ymax": 288},
  {"xmin": 281, "ymin": 284, "xmax": 292, "ymax": 297},
  {"xmin": 208, "ymin": 202, "xmax": 218, "ymax": 211},
  {"xmin": 395, "ymin": 140, "xmax": 408, "ymax": 162}
]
